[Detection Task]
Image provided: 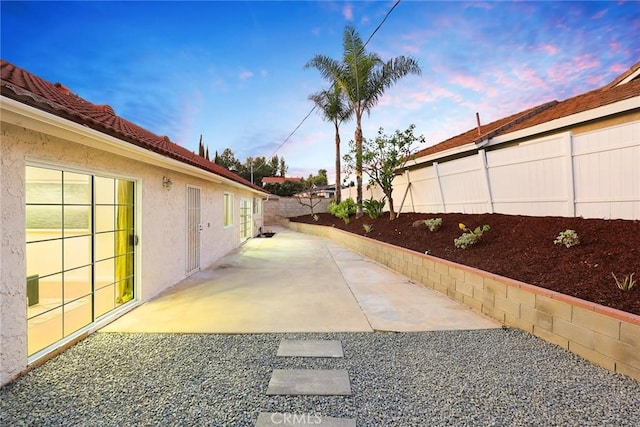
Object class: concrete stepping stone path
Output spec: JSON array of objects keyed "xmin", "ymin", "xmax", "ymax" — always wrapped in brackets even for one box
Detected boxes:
[
  {"xmin": 277, "ymin": 339, "xmax": 344, "ymax": 358},
  {"xmin": 257, "ymin": 339, "xmax": 356, "ymax": 426},
  {"xmin": 266, "ymin": 369, "xmax": 351, "ymax": 396}
]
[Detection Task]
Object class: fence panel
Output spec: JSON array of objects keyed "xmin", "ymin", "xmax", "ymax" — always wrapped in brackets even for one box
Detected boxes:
[
  {"xmin": 436, "ymin": 155, "xmax": 490, "ymax": 213},
  {"xmin": 487, "ymin": 134, "xmax": 569, "ymax": 216},
  {"xmin": 573, "ymin": 121, "xmax": 640, "ymax": 219}
]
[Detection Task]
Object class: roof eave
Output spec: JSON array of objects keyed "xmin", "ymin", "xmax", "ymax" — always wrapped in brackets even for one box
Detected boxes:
[
  {"xmin": 487, "ymin": 96, "xmax": 640, "ymax": 146},
  {"xmin": 2, "ymin": 95, "xmax": 266, "ymax": 194}
]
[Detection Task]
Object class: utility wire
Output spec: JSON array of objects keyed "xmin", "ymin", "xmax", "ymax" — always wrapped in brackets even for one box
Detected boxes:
[{"xmin": 256, "ymin": 0, "xmax": 401, "ymax": 173}]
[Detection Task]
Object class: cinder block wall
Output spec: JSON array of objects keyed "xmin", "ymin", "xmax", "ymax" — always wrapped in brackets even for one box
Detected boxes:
[
  {"xmin": 264, "ymin": 196, "xmax": 331, "ymax": 225},
  {"xmin": 285, "ymin": 220, "xmax": 640, "ymax": 382}
]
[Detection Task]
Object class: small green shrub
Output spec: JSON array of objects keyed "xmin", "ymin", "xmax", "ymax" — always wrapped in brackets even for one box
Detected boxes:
[
  {"xmin": 554, "ymin": 229, "xmax": 580, "ymax": 248},
  {"xmin": 612, "ymin": 272, "xmax": 636, "ymax": 291},
  {"xmin": 424, "ymin": 218, "xmax": 442, "ymax": 232},
  {"xmin": 328, "ymin": 198, "xmax": 357, "ymax": 224},
  {"xmin": 454, "ymin": 223, "xmax": 490, "ymax": 249},
  {"xmin": 363, "ymin": 197, "xmax": 386, "ymax": 219},
  {"xmin": 363, "ymin": 223, "xmax": 373, "ymax": 234}
]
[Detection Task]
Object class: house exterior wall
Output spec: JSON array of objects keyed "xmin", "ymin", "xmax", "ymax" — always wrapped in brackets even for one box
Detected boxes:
[
  {"xmin": 0, "ymin": 122, "xmax": 259, "ymax": 385},
  {"xmin": 359, "ymin": 118, "xmax": 639, "ymax": 220}
]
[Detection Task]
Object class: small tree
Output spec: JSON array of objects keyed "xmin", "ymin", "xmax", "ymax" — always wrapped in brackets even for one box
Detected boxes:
[
  {"xmin": 344, "ymin": 124, "xmax": 423, "ymax": 220},
  {"xmin": 296, "ymin": 184, "xmax": 324, "ymax": 217}
]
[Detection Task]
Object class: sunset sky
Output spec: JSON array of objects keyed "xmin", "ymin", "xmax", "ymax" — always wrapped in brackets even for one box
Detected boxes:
[{"xmin": 2, "ymin": 1, "xmax": 638, "ymax": 180}]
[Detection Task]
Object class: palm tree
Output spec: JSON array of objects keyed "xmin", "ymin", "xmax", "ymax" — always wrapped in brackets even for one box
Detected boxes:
[
  {"xmin": 308, "ymin": 85, "xmax": 353, "ymax": 203},
  {"xmin": 306, "ymin": 25, "xmax": 421, "ymax": 214}
]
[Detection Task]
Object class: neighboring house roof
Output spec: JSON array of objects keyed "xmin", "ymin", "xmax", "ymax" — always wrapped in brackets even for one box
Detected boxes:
[
  {"xmin": 413, "ymin": 60, "xmax": 640, "ymax": 161},
  {"xmin": 0, "ymin": 59, "xmax": 265, "ymax": 193},
  {"xmin": 262, "ymin": 176, "xmax": 302, "ymax": 185}
]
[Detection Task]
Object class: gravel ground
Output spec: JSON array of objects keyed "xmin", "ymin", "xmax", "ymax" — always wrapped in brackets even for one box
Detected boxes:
[{"xmin": 1, "ymin": 328, "xmax": 639, "ymax": 426}]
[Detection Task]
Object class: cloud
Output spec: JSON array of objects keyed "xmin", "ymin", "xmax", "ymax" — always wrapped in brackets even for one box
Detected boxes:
[
  {"xmin": 450, "ymin": 73, "xmax": 486, "ymax": 93},
  {"xmin": 342, "ymin": 4, "xmax": 353, "ymax": 21},
  {"xmin": 238, "ymin": 69, "xmax": 254, "ymax": 80},
  {"xmin": 592, "ymin": 9, "xmax": 608, "ymax": 19},
  {"xmin": 513, "ymin": 65, "xmax": 548, "ymax": 91},
  {"xmin": 538, "ymin": 43, "xmax": 558, "ymax": 55},
  {"xmin": 610, "ymin": 62, "xmax": 629, "ymax": 74}
]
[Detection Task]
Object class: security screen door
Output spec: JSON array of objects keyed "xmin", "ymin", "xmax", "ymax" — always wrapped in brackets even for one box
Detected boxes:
[{"xmin": 186, "ymin": 185, "xmax": 201, "ymax": 274}]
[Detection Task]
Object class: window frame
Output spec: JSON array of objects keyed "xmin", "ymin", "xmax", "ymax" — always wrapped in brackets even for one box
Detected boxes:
[{"xmin": 223, "ymin": 192, "xmax": 234, "ymax": 227}]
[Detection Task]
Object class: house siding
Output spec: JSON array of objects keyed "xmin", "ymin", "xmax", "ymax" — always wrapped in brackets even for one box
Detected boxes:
[{"xmin": 0, "ymin": 122, "xmax": 259, "ymax": 385}]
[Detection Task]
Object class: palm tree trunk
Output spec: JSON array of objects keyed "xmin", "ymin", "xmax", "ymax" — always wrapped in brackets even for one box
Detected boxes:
[
  {"xmin": 334, "ymin": 122, "xmax": 342, "ymax": 203},
  {"xmin": 355, "ymin": 114, "xmax": 363, "ymax": 216}
]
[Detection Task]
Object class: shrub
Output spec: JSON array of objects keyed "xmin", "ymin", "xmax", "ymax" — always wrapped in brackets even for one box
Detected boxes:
[
  {"xmin": 328, "ymin": 198, "xmax": 357, "ymax": 224},
  {"xmin": 363, "ymin": 223, "xmax": 373, "ymax": 234},
  {"xmin": 363, "ymin": 197, "xmax": 386, "ymax": 219},
  {"xmin": 612, "ymin": 272, "xmax": 636, "ymax": 291},
  {"xmin": 554, "ymin": 229, "xmax": 580, "ymax": 248},
  {"xmin": 424, "ymin": 218, "xmax": 442, "ymax": 232},
  {"xmin": 454, "ymin": 223, "xmax": 490, "ymax": 249}
]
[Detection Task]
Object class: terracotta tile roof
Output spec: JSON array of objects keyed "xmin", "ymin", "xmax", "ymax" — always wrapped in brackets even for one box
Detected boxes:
[
  {"xmin": 0, "ymin": 59, "xmax": 265, "ymax": 193},
  {"xmin": 413, "ymin": 101, "xmax": 557, "ymax": 159},
  {"xmin": 414, "ymin": 61, "xmax": 640, "ymax": 160}
]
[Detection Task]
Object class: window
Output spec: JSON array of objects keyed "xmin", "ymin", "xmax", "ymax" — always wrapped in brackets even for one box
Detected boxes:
[
  {"xmin": 223, "ymin": 192, "xmax": 234, "ymax": 227},
  {"xmin": 253, "ymin": 197, "xmax": 262, "ymax": 215}
]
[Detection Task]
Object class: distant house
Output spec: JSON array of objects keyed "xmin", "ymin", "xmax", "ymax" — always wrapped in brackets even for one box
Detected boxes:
[
  {"xmin": 295, "ymin": 184, "xmax": 342, "ymax": 199},
  {"xmin": 0, "ymin": 60, "xmax": 267, "ymax": 385},
  {"xmin": 349, "ymin": 61, "xmax": 639, "ymax": 220},
  {"xmin": 262, "ymin": 176, "xmax": 303, "ymax": 186}
]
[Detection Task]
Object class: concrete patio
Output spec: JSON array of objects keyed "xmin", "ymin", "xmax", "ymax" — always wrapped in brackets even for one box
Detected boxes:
[{"xmin": 101, "ymin": 226, "xmax": 500, "ymax": 334}]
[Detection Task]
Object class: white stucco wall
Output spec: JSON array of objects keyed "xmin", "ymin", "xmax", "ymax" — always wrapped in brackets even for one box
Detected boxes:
[{"xmin": 0, "ymin": 121, "xmax": 261, "ymax": 385}]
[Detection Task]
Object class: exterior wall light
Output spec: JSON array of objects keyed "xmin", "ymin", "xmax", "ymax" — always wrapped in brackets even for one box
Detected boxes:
[{"xmin": 162, "ymin": 176, "xmax": 173, "ymax": 190}]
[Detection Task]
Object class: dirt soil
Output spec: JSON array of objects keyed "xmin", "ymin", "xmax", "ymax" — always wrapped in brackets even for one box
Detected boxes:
[{"xmin": 290, "ymin": 212, "xmax": 640, "ymax": 316}]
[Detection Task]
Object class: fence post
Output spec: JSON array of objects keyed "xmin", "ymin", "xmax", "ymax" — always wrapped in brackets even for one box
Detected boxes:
[
  {"xmin": 478, "ymin": 149, "xmax": 494, "ymax": 213},
  {"xmin": 433, "ymin": 161, "xmax": 446, "ymax": 212},
  {"xmin": 564, "ymin": 131, "xmax": 576, "ymax": 217}
]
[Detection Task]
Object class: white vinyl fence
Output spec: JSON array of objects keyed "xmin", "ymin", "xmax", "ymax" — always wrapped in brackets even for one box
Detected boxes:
[{"xmin": 343, "ymin": 120, "xmax": 640, "ymax": 220}]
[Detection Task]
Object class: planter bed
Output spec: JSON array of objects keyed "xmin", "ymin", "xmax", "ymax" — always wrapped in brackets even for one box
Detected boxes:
[{"xmin": 284, "ymin": 219, "xmax": 640, "ymax": 382}]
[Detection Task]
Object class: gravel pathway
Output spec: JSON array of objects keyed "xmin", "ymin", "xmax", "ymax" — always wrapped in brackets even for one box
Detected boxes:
[{"xmin": 2, "ymin": 328, "xmax": 639, "ymax": 426}]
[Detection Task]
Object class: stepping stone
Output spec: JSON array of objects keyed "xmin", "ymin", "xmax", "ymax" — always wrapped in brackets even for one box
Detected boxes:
[
  {"xmin": 266, "ymin": 369, "xmax": 351, "ymax": 396},
  {"xmin": 255, "ymin": 413, "xmax": 356, "ymax": 427},
  {"xmin": 277, "ymin": 339, "xmax": 344, "ymax": 358}
]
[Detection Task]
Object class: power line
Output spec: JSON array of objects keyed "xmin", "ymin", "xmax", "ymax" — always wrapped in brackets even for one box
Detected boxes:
[{"xmin": 260, "ymin": 0, "xmax": 402, "ymax": 169}]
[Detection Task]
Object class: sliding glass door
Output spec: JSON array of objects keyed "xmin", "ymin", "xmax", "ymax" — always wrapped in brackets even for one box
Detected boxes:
[{"xmin": 26, "ymin": 166, "xmax": 135, "ymax": 356}]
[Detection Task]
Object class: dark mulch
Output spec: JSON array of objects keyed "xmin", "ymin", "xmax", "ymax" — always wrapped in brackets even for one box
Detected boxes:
[{"xmin": 291, "ymin": 212, "xmax": 640, "ymax": 316}]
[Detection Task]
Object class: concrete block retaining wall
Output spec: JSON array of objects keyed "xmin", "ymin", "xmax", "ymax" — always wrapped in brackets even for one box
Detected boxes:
[
  {"xmin": 284, "ymin": 220, "xmax": 640, "ymax": 382},
  {"xmin": 263, "ymin": 196, "xmax": 331, "ymax": 226}
]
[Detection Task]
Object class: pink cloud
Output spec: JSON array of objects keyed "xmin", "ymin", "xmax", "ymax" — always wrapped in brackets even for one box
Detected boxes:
[
  {"xmin": 592, "ymin": 9, "xmax": 608, "ymax": 19},
  {"xmin": 450, "ymin": 73, "xmax": 485, "ymax": 92},
  {"xmin": 513, "ymin": 66, "xmax": 548, "ymax": 91},
  {"xmin": 538, "ymin": 44, "xmax": 558, "ymax": 55},
  {"xmin": 610, "ymin": 63, "xmax": 629, "ymax": 73},
  {"xmin": 587, "ymin": 74, "xmax": 605, "ymax": 85},
  {"xmin": 342, "ymin": 4, "xmax": 353, "ymax": 21}
]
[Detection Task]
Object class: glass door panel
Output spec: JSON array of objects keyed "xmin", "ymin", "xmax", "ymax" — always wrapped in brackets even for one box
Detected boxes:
[{"xmin": 26, "ymin": 166, "xmax": 135, "ymax": 356}]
